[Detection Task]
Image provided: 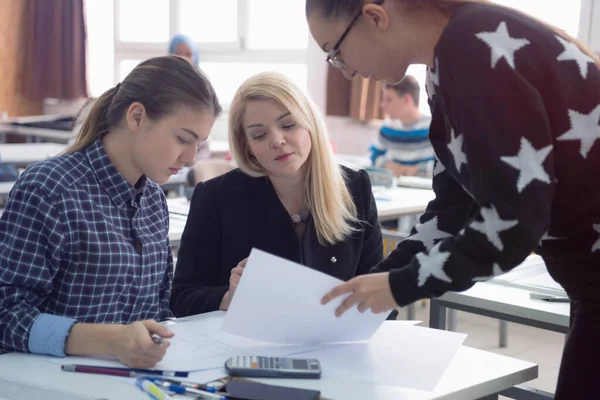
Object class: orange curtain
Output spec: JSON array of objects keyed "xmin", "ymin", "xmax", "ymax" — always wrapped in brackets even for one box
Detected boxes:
[{"xmin": 326, "ymin": 66, "xmax": 383, "ymax": 121}]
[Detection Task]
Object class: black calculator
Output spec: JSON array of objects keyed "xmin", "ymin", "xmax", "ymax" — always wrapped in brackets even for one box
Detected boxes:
[{"xmin": 225, "ymin": 356, "xmax": 322, "ymax": 379}]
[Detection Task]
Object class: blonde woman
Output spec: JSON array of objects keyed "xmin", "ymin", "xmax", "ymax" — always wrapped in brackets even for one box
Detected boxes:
[
  {"xmin": 171, "ymin": 72, "xmax": 383, "ymax": 316},
  {"xmin": 306, "ymin": 0, "xmax": 600, "ymax": 397}
]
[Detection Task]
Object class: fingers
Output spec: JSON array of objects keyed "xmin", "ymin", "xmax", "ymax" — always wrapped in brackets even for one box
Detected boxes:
[
  {"xmin": 239, "ymin": 258, "xmax": 248, "ymax": 268},
  {"xmin": 335, "ymin": 292, "xmax": 361, "ymax": 317},
  {"xmin": 321, "ymin": 281, "xmax": 354, "ymax": 305},
  {"xmin": 141, "ymin": 320, "xmax": 174, "ymax": 339}
]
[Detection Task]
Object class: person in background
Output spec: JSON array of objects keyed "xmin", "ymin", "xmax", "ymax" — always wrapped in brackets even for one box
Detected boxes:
[
  {"xmin": 168, "ymin": 34, "xmax": 199, "ymax": 65},
  {"xmin": 307, "ymin": 0, "xmax": 600, "ymax": 397},
  {"xmin": 370, "ymin": 75, "xmax": 434, "ymax": 177},
  {"xmin": 0, "ymin": 55, "xmax": 221, "ymax": 367},
  {"xmin": 170, "ymin": 72, "xmax": 383, "ymax": 317}
]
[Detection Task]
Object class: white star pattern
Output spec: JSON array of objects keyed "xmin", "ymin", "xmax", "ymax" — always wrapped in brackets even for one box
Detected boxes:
[
  {"xmin": 557, "ymin": 104, "xmax": 600, "ymax": 159},
  {"xmin": 405, "ymin": 217, "xmax": 452, "ymax": 251},
  {"xmin": 473, "ymin": 264, "xmax": 504, "ymax": 282},
  {"xmin": 416, "ymin": 243, "xmax": 452, "ymax": 287},
  {"xmin": 470, "ymin": 206, "xmax": 519, "ymax": 251},
  {"xmin": 556, "ymin": 36, "xmax": 595, "ymax": 79},
  {"xmin": 500, "ymin": 138, "xmax": 553, "ymax": 193},
  {"xmin": 593, "ymin": 224, "xmax": 600, "ymax": 252},
  {"xmin": 447, "ymin": 129, "xmax": 467, "ymax": 173},
  {"xmin": 475, "ymin": 21, "xmax": 530, "ymax": 69},
  {"xmin": 433, "ymin": 157, "xmax": 446, "ymax": 176}
]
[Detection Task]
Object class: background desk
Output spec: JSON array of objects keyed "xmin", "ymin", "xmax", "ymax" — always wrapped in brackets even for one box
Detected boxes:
[
  {"xmin": 430, "ymin": 282, "xmax": 569, "ymax": 400},
  {"xmin": 0, "ymin": 143, "xmax": 66, "ymax": 166}
]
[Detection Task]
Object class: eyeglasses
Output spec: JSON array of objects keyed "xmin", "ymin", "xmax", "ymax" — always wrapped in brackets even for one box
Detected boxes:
[{"xmin": 325, "ymin": 0, "xmax": 385, "ymax": 70}]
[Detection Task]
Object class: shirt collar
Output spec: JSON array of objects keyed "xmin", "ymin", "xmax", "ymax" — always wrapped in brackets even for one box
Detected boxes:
[{"xmin": 85, "ymin": 138, "xmax": 147, "ymax": 207}]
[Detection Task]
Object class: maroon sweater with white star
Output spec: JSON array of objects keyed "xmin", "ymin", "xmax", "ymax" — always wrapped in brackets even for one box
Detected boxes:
[{"xmin": 373, "ymin": 3, "xmax": 600, "ymax": 306}]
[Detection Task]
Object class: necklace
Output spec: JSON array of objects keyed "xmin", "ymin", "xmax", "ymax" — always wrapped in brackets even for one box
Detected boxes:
[{"xmin": 290, "ymin": 208, "xmax": 309, "ymax": 224}]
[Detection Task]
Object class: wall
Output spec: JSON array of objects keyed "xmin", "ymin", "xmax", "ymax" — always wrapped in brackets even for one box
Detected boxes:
[{"xmin": 0, "ymin": 0, "xmax": 42, "ymax": 117}]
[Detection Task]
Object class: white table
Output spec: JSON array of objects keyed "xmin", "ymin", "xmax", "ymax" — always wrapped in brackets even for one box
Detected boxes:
[
  {"xmin": 167, "ymin": 186, "xmax": 435, "ymax": 223},
  {"xmin": 0, "ymin": 182, "xmax": 14, "ymax": 198},
  {"xmin": 430, "ymin": 282, "xmax": 569, "ymax": 399},
  {"xmin": 0, "ymin": 324, "xmax": 537, "ymax": 400},
  {"xmin": 0, "ymin": 143, "xmax": 66, "ymax": 165},
  {"xmin": 0, "ymin": 123, "xmax": 73, "ymax": 144}
]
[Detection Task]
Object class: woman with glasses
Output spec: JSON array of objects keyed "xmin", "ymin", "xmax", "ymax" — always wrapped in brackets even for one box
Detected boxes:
[{"xmin": 306, "ymin": 0, "xmax": 600, "ymax": 397}]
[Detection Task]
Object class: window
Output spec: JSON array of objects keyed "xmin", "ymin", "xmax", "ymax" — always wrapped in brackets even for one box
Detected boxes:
[
  {"xmin": 85, "ymin": 0, "xmax": 309, "ymax": 102},
  {"xmin": 117, "ymin": 0, "xmax": 170, "ymax": 43},
  {"xmin": 179, "ymin": 0, "xmax": 238, "ymax": 44},
  {"xmin": 247, "ymin": 0, "xmax": 309, "ymax": 49}
]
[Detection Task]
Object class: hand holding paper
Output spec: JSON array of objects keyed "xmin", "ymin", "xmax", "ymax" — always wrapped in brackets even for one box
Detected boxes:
[
  {"xmin": 221, "ymin": 249, "xmax": 389, "ymax": 344},
  {"xmin": 321, "ymin": 272, "xmax": 397, "ymax": 317}
]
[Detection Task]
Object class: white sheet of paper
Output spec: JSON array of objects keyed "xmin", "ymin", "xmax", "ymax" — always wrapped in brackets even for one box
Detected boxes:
[
  {"xmin": 221, "ymin": 249, "xmax": 389, "ymax": 344},
  {"xmin": 49, "ymin": 314, "xmax": 332, "ymax": 372},
  {"xmin": 294, "ymin": 321, "xmax": 467, "ymax": 390}
]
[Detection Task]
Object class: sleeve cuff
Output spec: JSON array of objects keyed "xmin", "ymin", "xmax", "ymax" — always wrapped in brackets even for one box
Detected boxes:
[
  {"xmin": 28, "ymin": 314, "xmax": 77, "ymax": 357},
  {"xmin": 388, "ymin": 267, "xmax": 428, "ymax": 307}
]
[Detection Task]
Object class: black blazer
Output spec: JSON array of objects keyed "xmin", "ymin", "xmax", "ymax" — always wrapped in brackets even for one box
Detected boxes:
[{"xmin": 170, "ymin": 167, "xmax": 383, "ymax": 317}]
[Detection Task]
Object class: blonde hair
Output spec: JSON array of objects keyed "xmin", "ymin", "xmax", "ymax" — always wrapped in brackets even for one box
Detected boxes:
[{"xmin": 229, "ymin": 72, "xmax": 358, "ymax": 245}]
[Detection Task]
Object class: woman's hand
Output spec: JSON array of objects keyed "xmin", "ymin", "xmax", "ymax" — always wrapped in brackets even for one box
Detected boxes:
[
  {"xmin": 110, "ymin": 320, "xmax": 174, "ymax": 368},
  {"xmin": 321, "ymin": 273, "xmax": 397, "ymax": 317},
  {"xmin": 220, "ymin": 258, "xmax": 248, "ymax": 310}
]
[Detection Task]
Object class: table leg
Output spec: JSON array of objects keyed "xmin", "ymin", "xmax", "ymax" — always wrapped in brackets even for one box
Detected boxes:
[
  {"xmin": 499, "ymin": 320, "xmax": 508, "ymax": 347},
  {"xmin": 407, "ymin": 303, "xmax": 415, "ymax": 320},
  {"xmin": 448, "ymin": 309, "xmax": 457, "ymax": 332},
  {"xmin": 429, "ymin": 299, "xmax": 447, "ymax": 330}
]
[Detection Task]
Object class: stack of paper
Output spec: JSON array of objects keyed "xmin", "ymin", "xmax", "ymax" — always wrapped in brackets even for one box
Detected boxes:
[
  {"xmin": 490, "ymin": 255, "xmax": 566, "ymax": 296},
  {"xmin": 50, "ymin": 250, "xmax": 467, "ymax": 391}
]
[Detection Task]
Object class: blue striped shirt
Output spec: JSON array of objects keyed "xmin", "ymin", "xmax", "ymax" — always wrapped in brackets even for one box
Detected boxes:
[
  {"xmin": 370, "ymin": 115, "xmax": 434, "ymax": 174},
  {"xmin": 0, "ymin": 138, "xmax": 173, "ymax": 357}
]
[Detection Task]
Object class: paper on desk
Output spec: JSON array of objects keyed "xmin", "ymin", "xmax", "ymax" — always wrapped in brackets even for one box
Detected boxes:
[
  {"xmin": 49, "ymin": 314, "xmax": 333, "ymax": 372},
  {"xmin": 221, "ymin": 249, "xmax": 389, "ymax": 344},
  {"xmin": 295, "ymin": 321, "xmax": 466, "ymax": 390}
]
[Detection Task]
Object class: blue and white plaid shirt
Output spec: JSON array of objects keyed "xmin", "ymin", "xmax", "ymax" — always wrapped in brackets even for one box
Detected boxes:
[{"xmin": 0, "ymin": 138, "xmax": 173, "ymax": 356}]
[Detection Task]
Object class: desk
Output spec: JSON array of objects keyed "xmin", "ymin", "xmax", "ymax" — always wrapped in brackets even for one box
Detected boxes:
[
  {"xmin": 430, "ymin": 282, "xmax": 569, "ymax": 399},
  {"xmin": 0, "ymin": 143, "xmax": 66, "ymax": 165},
  {"xmin": 0, "ymin": 123, "xmax": 73, "ymax": 144},
  {"xmin": 167, "ymin": 186, "xmax": 435, "ymax": 223},
  {"xmin": 0, "ymin": 182, "xmax": 14, "ymax": 198},
  {"xmin": 0, "ymin": 316, "xmax": 537, "ymax": 400},
  {"xmin": 168, "ymin": 214, "xmax": 187, "ymax": 254}
]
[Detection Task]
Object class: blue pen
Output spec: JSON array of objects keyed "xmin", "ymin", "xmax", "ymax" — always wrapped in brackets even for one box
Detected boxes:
[
  {"xmin": 145, "ymin": 376, "xmax": 217, "ymax": 392},
  {"xmin": 155, "ymin": 381, "xmax": 227, "ymax": 400}
]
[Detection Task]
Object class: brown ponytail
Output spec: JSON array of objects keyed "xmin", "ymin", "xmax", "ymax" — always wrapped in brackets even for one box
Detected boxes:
[{"xmin": 66, "ymin": 55, "xmax": 221, "ymax": 154}]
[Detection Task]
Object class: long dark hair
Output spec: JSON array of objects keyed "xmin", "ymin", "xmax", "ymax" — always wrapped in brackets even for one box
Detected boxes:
[{"xmin": 67, "ymin": 55, "xmax": 221, "ymax": 153}]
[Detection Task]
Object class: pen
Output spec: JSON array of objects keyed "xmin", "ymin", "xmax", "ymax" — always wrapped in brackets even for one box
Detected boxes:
[
  {"xmin": 529, "ymin": 292, "xmax": 570, "ymax": 303},
  {"xmin": 155, "ymin": 381, "xmax": 227, "ymax": 400},
  {"xmin": 151, "ymin": 333, "xmax": 164, "ymax": 345},
  {"xmin": 135, "ymin": 377, "xmax": 175, "ymax": 400},
  {"xmin": 145, "ymin": 376, "xmax": 217, "ymax": 392},
  {"xmin": 61, "ymin": 364, "xmax": 189, "ymax": 378}
]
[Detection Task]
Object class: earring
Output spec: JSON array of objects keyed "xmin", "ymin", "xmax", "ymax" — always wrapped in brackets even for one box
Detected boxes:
[{"xmin": 249, "ymin": 152, "xmax": 254, "ymax": 157}]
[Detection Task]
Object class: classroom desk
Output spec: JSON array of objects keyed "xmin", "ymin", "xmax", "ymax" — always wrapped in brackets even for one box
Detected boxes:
[
  {"xmin": 167, "ymin": 186, "xmax": 435, "ymax": 223},
  {"xmin": 0, "ymin": 123, "xmax": 73, "ymax": 144},
  {"xmin": 429, "ymin": 282, "xmax": 570, "ymax": 400},
  {"xmin": 0, "ymin": 182, "xmax": 14, "ymax": 198},
  {"xmin": 0, "ymin": 143, "xmax": 67, "ymax": 165},
  {"xmin": 0, "ymin": 312, "xmax": 537, "ymax": 400}
]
